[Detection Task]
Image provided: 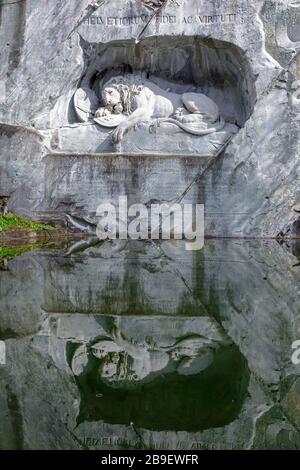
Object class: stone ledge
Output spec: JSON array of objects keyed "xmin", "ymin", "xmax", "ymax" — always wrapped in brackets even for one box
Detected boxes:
[
  {"xmin": 47, "ymin": 151, "xmax": 215, "ymax": 159},
  {"xmin": 120, "ymin": 122, "xmax": 239, "ymax": 157},
  {"xmin": 48, "ymin": 122, "xmax": 238, "ymax": 157}
]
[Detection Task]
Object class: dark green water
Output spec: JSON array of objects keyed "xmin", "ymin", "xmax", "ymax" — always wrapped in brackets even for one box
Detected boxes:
[
  {"xmin": 0, "ymin": 238, "xmax": 300, "ymax": 449},
  {"xmin": 77, "ymin": 344, "xmax": 248, "ymax": 432}
]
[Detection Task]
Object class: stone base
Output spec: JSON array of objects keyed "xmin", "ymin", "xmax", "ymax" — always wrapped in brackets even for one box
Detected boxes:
[
  {"xmin": 47, "ymin": 122, "xmax": 238, "ymax": 157},
  {"xmin": 119, "ymin": 121, "xmax": 239, "ymax": 157},
  {"xmin": 38, "ymin": 152, "xmax": 213, "ymax": 224}
]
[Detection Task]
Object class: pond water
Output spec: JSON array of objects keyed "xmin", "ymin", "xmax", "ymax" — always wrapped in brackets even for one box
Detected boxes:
[{"xmin": 0, "ymin": 238, "xmax": 300, "ymax": 450}]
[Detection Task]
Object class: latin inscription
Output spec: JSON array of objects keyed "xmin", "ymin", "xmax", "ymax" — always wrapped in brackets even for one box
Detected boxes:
[
  {"xmin": 83, "ymin": 14, "xmax": 177, "ymax": 26},
  {"xmin": 82, "ymin": 436, "xmax": 234, "ymax": 450},
  {"xmin": 185, "ymin": 13, "xmax": 242, "ymax": 24},
  {"xmin": 83, "ymin": 12, "xmax": 242, "ymax": 27}
]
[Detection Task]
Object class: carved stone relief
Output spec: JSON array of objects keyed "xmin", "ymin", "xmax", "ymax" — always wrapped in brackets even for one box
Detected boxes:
[{"xmin": 73, "ymin": 72, "xmax": 237, "ymax": 155}]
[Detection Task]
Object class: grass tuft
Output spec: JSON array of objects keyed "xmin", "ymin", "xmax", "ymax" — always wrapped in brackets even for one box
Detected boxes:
[
  {"xmin": 0, "ymin": 212, "xmax": 53, "ymax": 232},
  {"xmin": 0, "ymin": 243, "xmax": 47, "ymax": 268}
]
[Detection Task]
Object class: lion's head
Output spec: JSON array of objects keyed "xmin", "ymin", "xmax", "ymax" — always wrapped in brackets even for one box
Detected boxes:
[
  {"xmin": 101, "ymin": 75, "xmax": 144, "ymax": 116},
  {"xmin": 101, "ymin": 86, "xmax": 123, "ymax": 114}
]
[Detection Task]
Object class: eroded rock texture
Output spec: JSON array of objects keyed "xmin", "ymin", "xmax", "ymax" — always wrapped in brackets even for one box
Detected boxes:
[{"xmin": 0, "ymin": 0, "xmax": 299, "ymax": 235}]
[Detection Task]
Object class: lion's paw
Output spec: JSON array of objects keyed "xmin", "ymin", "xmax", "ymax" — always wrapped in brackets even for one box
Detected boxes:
[
  {"xmin": 149, "ymin": 119, "xmax": 161, "ymax": 134},
  {"xmin": 112, "ymin": 123, "xmax": 127, "ymax": 144},
  {"xmin": 95, "ymin": 107, "xmax": 109, "ymax": 118}
]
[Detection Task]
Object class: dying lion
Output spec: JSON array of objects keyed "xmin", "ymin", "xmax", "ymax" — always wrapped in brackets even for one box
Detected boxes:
[{"xmin": 94, "ymin": 74, "xmax": 225, "ymax": 144}]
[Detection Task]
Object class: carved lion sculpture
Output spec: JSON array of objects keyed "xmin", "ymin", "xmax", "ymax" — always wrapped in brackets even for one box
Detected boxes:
[{"xmin": 94, "ymin": 74, "xmax": 225, "ymax": 144}]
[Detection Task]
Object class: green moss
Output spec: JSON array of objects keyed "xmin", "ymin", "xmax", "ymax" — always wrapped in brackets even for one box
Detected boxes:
[
  {"xmin": 0, "ymin": 212, "xmax": 53, "ymax": 232},
  {"xmin": 0, "ymin": 243, "xmax": 47, "ymax": 268}
]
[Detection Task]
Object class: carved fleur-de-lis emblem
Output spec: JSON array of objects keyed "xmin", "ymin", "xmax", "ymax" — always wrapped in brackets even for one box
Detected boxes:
[
  {"xmin": 141, "ymin": 0, "xmax": 166, "ymax": 11},
  {"xmin": 91, "ymin": 0, "xmax": 105, "ymax": 8},
  {"xmin": 141, "ymin": 0, "xmax": 181, "ymax": 11}
]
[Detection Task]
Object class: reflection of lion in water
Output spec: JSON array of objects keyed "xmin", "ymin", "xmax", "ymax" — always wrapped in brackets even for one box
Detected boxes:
[
  {"xmin": 95, "ymin": 74, "xmax": 225, "ymax": 144},
  {"xmin": 71, "ymin": 323, "xmax": 227, "ymax": 388}
]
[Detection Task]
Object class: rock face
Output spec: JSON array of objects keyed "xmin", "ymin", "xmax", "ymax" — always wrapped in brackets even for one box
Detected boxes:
[
  {"xmin": 0, "ymin": 0, "xmax": 299, "ymax": 235},
  {"xmin": 1, "ymin": 2, "xmax": 300, "ymax": 451}
]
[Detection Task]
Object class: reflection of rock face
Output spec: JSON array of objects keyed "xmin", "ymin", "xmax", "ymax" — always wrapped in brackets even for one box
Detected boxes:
[
  {"xmin": 65, "ymin": 315, "xmax": 248, "ymax": 432},
  {"xmin": 0, "ymin": 240, "xmax": 300, "ymax": 448},
  {"xmin": 69, "ymin": 317, "xmax": 232, "ymax": 385},
  {"xmin": 40, "ymin": 240, "xmax": 209, "ymax": 316},
  {"xmin": 77, "ymin": 344, "xmax": 248, "ymax": 432}
]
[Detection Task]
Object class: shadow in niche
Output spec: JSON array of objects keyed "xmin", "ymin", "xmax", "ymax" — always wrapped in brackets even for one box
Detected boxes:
[{"xmin": 75, "ymin": 345, "xmax": 249, "ymax": 432}]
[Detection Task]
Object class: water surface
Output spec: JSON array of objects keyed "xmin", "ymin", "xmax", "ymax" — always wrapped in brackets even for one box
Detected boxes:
[{"xmin": 0, "ymin": 239, "xmax": 300, "ymax": 449}]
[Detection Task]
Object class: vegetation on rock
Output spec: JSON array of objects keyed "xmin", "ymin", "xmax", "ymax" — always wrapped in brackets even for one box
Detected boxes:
[{"xmin": 0, "ymin": 213, "xmax": 53, "ymax": 232}]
